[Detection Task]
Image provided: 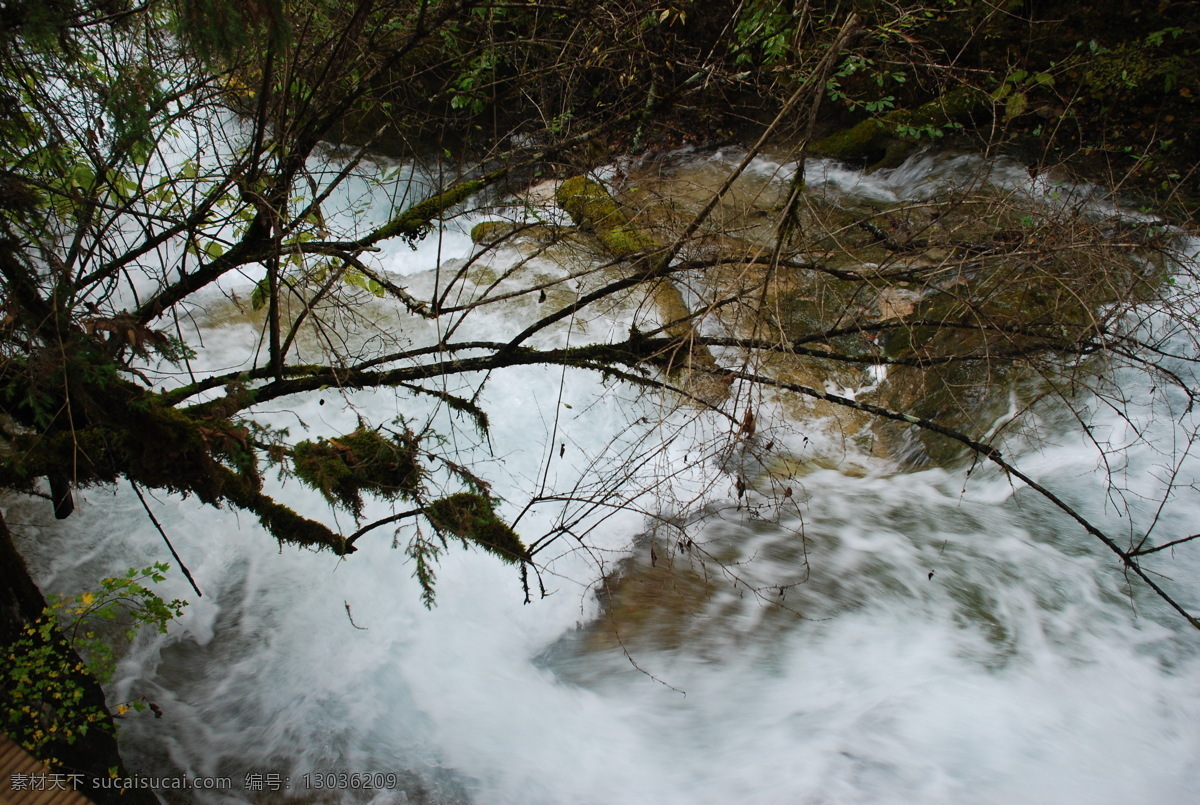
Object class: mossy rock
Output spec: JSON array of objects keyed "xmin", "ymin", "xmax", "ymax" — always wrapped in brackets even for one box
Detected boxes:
[
  {"xmin": 470, "ymin": 220, "xmax": 567, "ymax": 246},
  {"xmin": 811, "ymin": 86, "xmax": 990, "ymax": 167},
  {"xmin": 425, "ymin": 492, "xmax": 528, "ymax": 564},
  {"xmin": 553, "ymin": 175, "xmax": 726, "ymax": 399},
  {"xmin": 1082, "ymin": 42, "xmax": 1187, "ymax": 102},
  {"xmin": 470, "ymin": 220, "xmax": 520, "ymax": 244}
]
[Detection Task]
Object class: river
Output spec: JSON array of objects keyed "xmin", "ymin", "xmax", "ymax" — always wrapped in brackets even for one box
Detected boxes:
[{"xmin": 9, "ymin": 148, "xmax": 1200, "ymax": 804}]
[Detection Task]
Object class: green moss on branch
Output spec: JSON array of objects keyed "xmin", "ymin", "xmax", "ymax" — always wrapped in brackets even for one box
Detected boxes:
[
  {"xmin": 365, "ymin": 169, "xmax": 506, "ymax": 247},
  {"xmin": 292, "ymin": 426, "xmax": 423, "ymax": 517},
  {"xmin": 425, "ymin": 492, "xmax": 528, "ymax": 565}
]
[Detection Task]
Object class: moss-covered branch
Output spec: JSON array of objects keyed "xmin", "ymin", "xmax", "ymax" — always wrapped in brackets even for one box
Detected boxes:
[
  {"xmin": 359, "ymin": 168, "xmax": 507, "ymax": 248},
  {"xmin": 555, "ymin": 176, "xmax": 660, "ymax": 257},
  {"xmin": 425, "ymin": 492, "xmax": 528, "ymax": 565}
]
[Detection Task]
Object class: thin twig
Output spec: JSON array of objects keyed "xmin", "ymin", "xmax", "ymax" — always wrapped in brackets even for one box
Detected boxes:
[
  {"xmin": 343, "ymin": 601, "xmax": 368, "ymax": 630},
  {"xmin": 129, "ymin": 481, "xmax": 203, "ymax": 598},
  {"xmin": 1133, "ymin": 533, "xmax": 1200, "ymax": 557}
]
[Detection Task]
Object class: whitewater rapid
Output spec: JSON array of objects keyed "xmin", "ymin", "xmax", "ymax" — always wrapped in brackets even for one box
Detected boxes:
[{"xmin": 10, "ymin": 150, "xmax": 1200, "ymax": 804}]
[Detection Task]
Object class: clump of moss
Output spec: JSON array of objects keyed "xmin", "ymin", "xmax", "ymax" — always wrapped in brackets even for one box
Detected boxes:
[
  {"xmin": 107, "ymin": 395, "xmax": 248, "ymax": 504},
  {"xmin": 292, "ymin": 426, "xmax": 423, "ymax": 517},
  {"xmin": 425, "ymin": 492, "xmax": 528, "ymax": 565},
  {"xmin": 470, "ymin": 220, "xmax": 565, "ymax": 246}
]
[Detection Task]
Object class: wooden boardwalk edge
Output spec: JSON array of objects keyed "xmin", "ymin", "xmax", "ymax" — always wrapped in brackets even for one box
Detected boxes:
[{"xmin": 0, "ymin": 734, "xmax": 97, "ymax": 805}]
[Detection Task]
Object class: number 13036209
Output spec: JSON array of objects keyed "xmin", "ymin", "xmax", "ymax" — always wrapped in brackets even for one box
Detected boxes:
[{"xmin": 303, "ymin": 772, "xmax": 404, "ymax": 791}]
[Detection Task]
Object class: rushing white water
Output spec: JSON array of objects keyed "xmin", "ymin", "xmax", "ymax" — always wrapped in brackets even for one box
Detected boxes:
[{"xmin": 10, "ymin": 151, "xmax": 1200, "ymax": 804}]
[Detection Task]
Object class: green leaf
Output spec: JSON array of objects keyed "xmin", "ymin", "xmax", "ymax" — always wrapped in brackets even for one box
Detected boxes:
[
  {"xmin": 1004, "ymin": 91, "xmax": 1028, "ymax": 120},
  {"xmin": 250, "ymin": 278, "xmax": 270, "ymax": 311},
  {"xmin": 344, "ymin": 269, "xmax": 384, "ymax": 297}
]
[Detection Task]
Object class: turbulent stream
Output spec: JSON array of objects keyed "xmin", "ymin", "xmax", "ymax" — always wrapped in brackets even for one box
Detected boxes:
[{"xmin": 9, "ymin": 149, "xmax": 1200, "ymax": 804}]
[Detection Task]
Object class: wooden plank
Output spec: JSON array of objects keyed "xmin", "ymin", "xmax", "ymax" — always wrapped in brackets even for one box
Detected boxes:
[{"xmin": 0, "ymin": 735, "xmax": 97, "ymax": 805}]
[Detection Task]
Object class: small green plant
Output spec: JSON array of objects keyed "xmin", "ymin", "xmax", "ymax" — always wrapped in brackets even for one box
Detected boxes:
[
  {"xmin": 2, "ymin": 618, "xmax": 105, "ymax": 763},
  {"xmin": 1145, "ymin": 27, "xmax": 1185, "ymax": 47},
  {"xmin": 824, "ymin": 54, "xmax": 909, "ymax": 113},
  {"xmin": 449, "ymin": 49, "xmax": 498, "ymax": 115},
  {"xmin": 895, "ymin": 121, "xmax": 962, "ymax": 140},
  {"xmin": 0, "ymin": 564, "xmax": 187, "ymax": 763},
  {"xmin": 993, "ymin": 68, "xmax": 1056, "ymax": 121},
  {"xmin": 732, "ymin": 0, "xmax": 798, "ymax": 65},
  {"xmin": 53, "ymin": 564, "xmax": 188, "ymax": 683},
  {"xmin": 549, "ymin": 110, "xmax": 574, "ymax": 135},
  {"xmin": 894, "ymin": 123, "xmax": 941, "ymax": 140}
]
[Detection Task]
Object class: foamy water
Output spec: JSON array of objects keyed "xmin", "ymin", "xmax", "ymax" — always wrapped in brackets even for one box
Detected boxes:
[{"xmin": 11, "ymin": 151, "xmax": 1200, "ymax": 804}]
